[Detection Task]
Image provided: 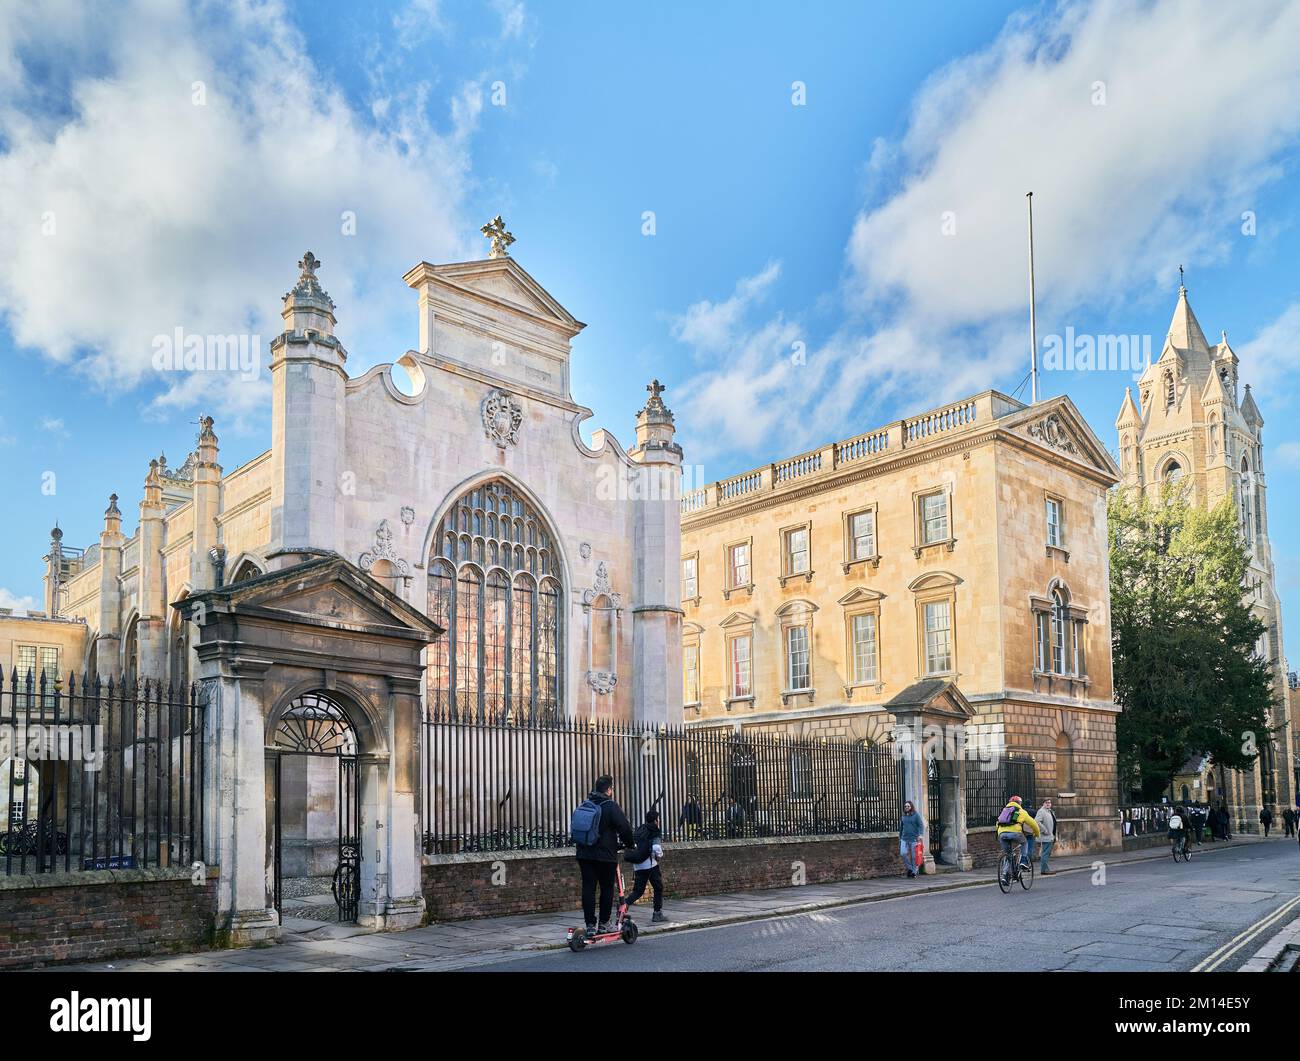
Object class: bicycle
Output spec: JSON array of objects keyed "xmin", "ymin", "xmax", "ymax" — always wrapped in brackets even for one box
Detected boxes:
[
  {"xmin": 1170, "ymin": 832, "xmax": 1192, "ymax": 862},
  {"xmin": 997, "ymin": 840, "xmax": 1034, "ymax": 893}
]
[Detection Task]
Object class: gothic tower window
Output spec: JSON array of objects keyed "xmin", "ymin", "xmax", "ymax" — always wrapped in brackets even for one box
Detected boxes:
[
  {"xmin": 1239, "ymin": 457, "xmax": 1253, "ymax": 546},
  {"xmin": 427, "ymin": 479, "xmax": 563, "ymax": 722},
  {"xmin": 1162, "ymin": 459, "xmax": 1183, "ymax": 485},
  {"xmin": 1164, "ymin": 370, "xmax": 1175, "ymax": 410}
]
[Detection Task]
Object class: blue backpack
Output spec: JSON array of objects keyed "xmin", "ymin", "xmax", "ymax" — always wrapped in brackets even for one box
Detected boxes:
[{"xmin": 570, "ymin": 798, "xmax": 604, "ymax": 847}]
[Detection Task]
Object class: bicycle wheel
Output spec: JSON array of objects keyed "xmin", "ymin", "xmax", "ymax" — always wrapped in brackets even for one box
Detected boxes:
[
  {"xmin": 997, "ymin": 854, "xmax": 1012, "ymax": 894},
  {"xmin": 1020, "ymin": 857, "xmax": 1034, "ymax": 890},
  {"xmin": 1171, "ymin": 840, "xmax": 1182, "ymax": 862}
]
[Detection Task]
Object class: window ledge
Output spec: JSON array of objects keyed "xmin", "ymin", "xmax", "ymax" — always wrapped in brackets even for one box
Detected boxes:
[
  {"xmin": 685, "ymin": 700, "xmax": 702, "ymax": 712},
  {"xmin": 683, "ymin": 596, "xmax": 701, "ymax": 608},
  {"xmin": 780, "ymin": 688, "xmax": 815, "ymax": 705},
  {"xmin": 1045, "ymin": 544, "xmax": 1070, "ymax": 563},
  {"xmin": 722, "ymin": 584, "xmax": 754, "ymax": 601},
  {"xmin": 778, "ymin": 570, "xmax": 814, "ymax": 587},
  {"xmin": 725, "ymin": 695, "xmax": 755, "ymax": 711},
  {"xmin": 844, "ymin": 681, "xmax": 883, "ymax": 700},
  {"xmin": 842, "ymin": 556, "xmax": 881, "ymax": 574},
  {"xmin": 913, "ymin": 538, "xmax": 957, "ymax": 559}
]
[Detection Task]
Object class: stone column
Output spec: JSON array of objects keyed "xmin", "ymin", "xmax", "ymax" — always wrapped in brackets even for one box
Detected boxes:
[
  {"xmin": 268, "ymin": 252, "xmax": 348, "ymax": 569},
  {"xmin": 362, "ymin": 674, "xmax": 426, "ymax": 930},
  {"xmin": 200, "ymin": 654, "xmax": 280, "ymax": 945},
  {"xmin": 95, "ymin": 495, "xmax": 125, "ymax": 681},
  {"xmin": 891, "ymin": 710, "xmax": 930, "ymax": 873},
  {"xmin": 137, "ymin": 460, "xmax": 167, "ymax": 680},
  {"xmin": 190, "ymin": 417, "xmax": 222, "ymax": 593},
  {"xmin": 628, "ymin": 380, "xmax": 684, "ymax": 727}
]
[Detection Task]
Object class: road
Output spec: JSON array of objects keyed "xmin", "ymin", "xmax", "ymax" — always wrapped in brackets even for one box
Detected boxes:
[{"xmin": 476, "ymin": 838, "xmax": 1300, "ymax": 972}]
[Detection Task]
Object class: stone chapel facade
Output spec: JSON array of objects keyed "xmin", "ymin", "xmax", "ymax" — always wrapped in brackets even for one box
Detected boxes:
[
  {"xmin": 38, "ymin": 238, "xmax": 684, "ymax": 729},
  {"xmin": 1114, "ymin": 284, "xmax": 1294, "ymax": 827}
]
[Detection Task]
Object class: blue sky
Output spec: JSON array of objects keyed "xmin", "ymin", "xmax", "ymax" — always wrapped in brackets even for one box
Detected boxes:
[{"xmin": 2, "ymin": 0, "xmax": 1299, "ymax": 652}]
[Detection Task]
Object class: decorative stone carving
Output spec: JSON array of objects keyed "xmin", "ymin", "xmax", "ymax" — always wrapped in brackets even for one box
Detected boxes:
[
  {"xmin": 359, "ymin": 519, "xmax": 410, "ymax": 577},
  {"xmin": 582, "ymin": 561, "xmax": 622, "ymax": 608},
  {"xmin": 579, "ymin": 542, "xmax": 592, "ymax": 561},
  {"xmin": 482, "ymin": 389, "xmax": 523, "ymax": 449},
  {"xmin": 480, "ymin": 215, "xmax": 516, "ymax": 259},
  {"xmin": 400, "ymin": 506, "xmax": 415, "ymax": 526},
  {"xmin": 1028, "ymin": 413, "xmax": 1079, "ymax": 456},
  {"xmin": 586, "ymin": 670, "xmax": 618, "ymax": 695}
]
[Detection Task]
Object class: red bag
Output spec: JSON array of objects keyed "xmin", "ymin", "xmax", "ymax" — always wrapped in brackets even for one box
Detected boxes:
[{"xmin": 914, "ymin": 839, "xmax": 924, "ymax": 867}]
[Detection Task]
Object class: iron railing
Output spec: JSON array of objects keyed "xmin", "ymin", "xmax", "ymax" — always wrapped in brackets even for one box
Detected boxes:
[
  {"xmin": 964, "ymin": 756, "xmax": 1037, "ymax": 827},
  {"xmin": 421, "ymin": 712, "xmax": 906, "ymax": 854},
  {"xmin": 1, "ymin": 670, "xmax": 205, "ymax": 875},
  {"xmin": 1118, "ymin": 802, "xmax": 1176, "ymax": 837}
]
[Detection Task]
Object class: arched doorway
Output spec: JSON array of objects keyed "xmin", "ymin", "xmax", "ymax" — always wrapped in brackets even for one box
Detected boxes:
[{"xmin": 269, "ymin": 691, "xmax": 360, "ymax": 925}]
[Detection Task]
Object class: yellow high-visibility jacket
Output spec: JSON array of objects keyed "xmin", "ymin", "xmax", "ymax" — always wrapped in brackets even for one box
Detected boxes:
[{"xmin": 995, "ymin": 803, "xmax": 1042, "ymax": 839}]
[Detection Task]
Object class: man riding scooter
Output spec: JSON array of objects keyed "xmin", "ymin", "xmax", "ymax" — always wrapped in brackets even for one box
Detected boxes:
[{"xmin": 572, "ymin": 774, "xmax": 636, "ymax": 939}]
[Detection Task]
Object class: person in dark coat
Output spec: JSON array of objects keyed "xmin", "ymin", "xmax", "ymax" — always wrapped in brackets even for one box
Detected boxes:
[
  {"xmin": 1190, "ymin": 804, "xmax": 1205, "ymax": 845},
  {"xmin": 574, "ymin": 775, "xmax": 635, "ymax": 937},
  {"xmin": 678, "ymin": 794, "xmax": 703, "ymax": 839},
  {"xmin": 1284, "ymin": 807, "xmax": 1296, "ymax": 838},
  {"xmin": 1260, "ymin": 807, "xmax": 1274, "ymax": 837}
]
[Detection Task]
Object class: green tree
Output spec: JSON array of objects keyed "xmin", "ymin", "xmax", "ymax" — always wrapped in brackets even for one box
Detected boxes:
[{"xmin": 1109, "ymin": 486, "xmax": 1276, "ymax": 803}]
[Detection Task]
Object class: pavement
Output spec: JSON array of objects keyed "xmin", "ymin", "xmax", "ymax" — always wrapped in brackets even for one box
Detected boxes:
[{"xmin": 47, "ymin": 832, "xmax": 1288, "ymax": 973}]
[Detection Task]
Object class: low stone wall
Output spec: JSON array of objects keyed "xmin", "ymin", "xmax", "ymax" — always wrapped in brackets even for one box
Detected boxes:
[
  {"xmin": 0, "ymin": 866, "xmax": 219, "ymax": 969},
  {"xmin": 1057, "ymin": 815, "xmax": 1122, "ymax": 855},
  {"xmin": 423, "ymin": 832, "xmax": 925, "ymax": 922}
]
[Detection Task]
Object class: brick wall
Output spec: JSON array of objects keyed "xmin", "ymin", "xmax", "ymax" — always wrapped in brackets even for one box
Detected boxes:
[
  {"xmin": 0, "ymin": 867, "xmax": 219, "ymax": 969},
  {"xmin": 423, "ymin": 832, "xmax": 924, "ymax": 922}
]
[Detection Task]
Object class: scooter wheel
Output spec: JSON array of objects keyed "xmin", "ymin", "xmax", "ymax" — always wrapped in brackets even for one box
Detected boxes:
[
  {"xmin": 568, "ymin": 934, "xmax": 587, "ymax": 953},
  {"xmin": 621, "ymin": 921, "xmax": 639, "ymax": 944}
]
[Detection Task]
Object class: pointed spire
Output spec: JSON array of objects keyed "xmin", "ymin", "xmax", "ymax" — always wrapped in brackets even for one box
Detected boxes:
[
  {"xmin": 1241, "ymin": 383, "xmax": 1264, "ymax": 427},
  {"xmin": 1166, "ymin": 283, "xmax": 1210, "ymax": 353},
  {"xmin": 1115, "ymin": 386, "xmax": 1142, "ymax": 428}
]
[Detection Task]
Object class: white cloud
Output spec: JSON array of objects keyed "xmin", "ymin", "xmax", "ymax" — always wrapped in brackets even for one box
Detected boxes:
[
  {"xmin": 1274, "ymin": 441, "xmax": 1300, "ymax": 469},
  {"xmin": 0, "ymin": 1, "xmax": 479, "ymax": 425},
  {"xmin": 1238, "ymin": 302, "xmax": 1300, "ymax": 397},
  {"xmin": 492, "ymin": 0, "xmax": 527, "ymax": 41},
  {"xmin": 671, "ymin": 262, "xmax": 780, "ymax": 354},
  {"xmin": 0, "ymin": 588, "xmax": 37, "ymax": 615},
  {"xmin": 847, "ymin": 0, "xmax": 1300, "ymax": 326},
  {"xmin": 677, "ymin": 0, "xmax": 1300, "ymax": 470},
  {"xmin": 393, "ymin": 0, "xmax": 445, "ymax": 45}
]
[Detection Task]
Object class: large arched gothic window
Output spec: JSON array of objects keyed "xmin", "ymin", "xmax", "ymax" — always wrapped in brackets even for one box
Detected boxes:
[{"xmin": 427, "ymin": 480, "xmax": 563, "ymax": 722}]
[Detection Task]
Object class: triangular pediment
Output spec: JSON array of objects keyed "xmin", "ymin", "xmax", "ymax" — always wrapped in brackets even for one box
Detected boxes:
[
  {"xmin": 719, "ymin": 610, "xmax": 757, "ymax": 629},
  {"xmin": 177, "ymin": 555, "xmax": 441, "ymax": 639},
  {"xmin": 838, "ymin": 588, "xmax": 886, "ymax": 606},
  {"xmin": 404, "ymin": 256, "xmax": 584, "ymax": 335},
  {"xmin": 1003, "ymin": 397, "xmax": 1120, "ymax": 480},
  {"xmin": 884, "ymin": 679, "xmax": 976, "ymax": 722}
]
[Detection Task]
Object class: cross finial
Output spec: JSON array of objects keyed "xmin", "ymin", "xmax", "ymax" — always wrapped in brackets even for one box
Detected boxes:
[
  {"xmin": 480, "ymin": 215, "xmax": 515, "ymax": 258},
  {"xmin": 1178, "ymin": 264, "xmax": 1185, "ymax": 291},
  {"xmin": 300, "ymin": 251, "xmax": 320, "ymax": 280},
  {"xmin": 647, "ymin": 379, "xmax": 665, "ymax": 401}
]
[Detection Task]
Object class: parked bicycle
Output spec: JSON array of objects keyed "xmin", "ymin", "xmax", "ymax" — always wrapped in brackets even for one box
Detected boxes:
[{"xmin": 0, "ymin": 821, "xmax": 70, "ymax": 857}]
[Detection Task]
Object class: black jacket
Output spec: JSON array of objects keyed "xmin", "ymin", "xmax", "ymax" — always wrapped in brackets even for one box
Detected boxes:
[{"xmin": 575, "ymin": 790, "xmax": 635, "ymax": 863}]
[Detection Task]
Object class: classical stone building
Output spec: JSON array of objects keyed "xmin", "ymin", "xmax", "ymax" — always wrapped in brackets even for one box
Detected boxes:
[
  {"xmin": 679, "ymin": 390, "xmax": 1122, "ymax": 856},
  {"xmin": 1115, "ymin": 284, "xmax": 1295, "ymax": 828},
  {"xmin": 3, "ymin": 224, "xmax": 684, "ymax": 940}
]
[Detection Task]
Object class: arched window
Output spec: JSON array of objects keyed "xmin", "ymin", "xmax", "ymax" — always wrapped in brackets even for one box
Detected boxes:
[
  {"xmin": 230, "ymin": 558, "xmax": 263, "ymax": 583},
  {"xmin": 1051, "ymin": 588, "xmax": 1068, "ymax": 674},
  {"xmin": 1163, "ymin": 459, "xmax": 1183, "ymax": 485},
  {"xmin": 1164, "ymin": 370, "xmax": 1175, "ymax": 409},
  {"xmin": 428, "ymin": 480, "xmax": 562, "ymax": 722},
  {"xmin": 1239, "ymin": 456, "xmax": 1253, "ymax": 545}
]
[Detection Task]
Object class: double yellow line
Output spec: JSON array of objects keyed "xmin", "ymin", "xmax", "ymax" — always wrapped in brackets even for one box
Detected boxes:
[{"xmin": 1192, "ymin": 892, "xmax": 1300, "ymax": 972}]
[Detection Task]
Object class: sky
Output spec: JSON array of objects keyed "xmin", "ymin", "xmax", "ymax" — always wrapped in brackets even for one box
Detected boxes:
[{"xmin": 1, "ymin": 0, "xmax": 1299, "ymax": 654}]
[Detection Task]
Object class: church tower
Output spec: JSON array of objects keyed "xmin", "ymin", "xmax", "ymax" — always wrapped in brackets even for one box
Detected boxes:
[{"xmin": 1115, "ymin": 283, "xmax": 1292, "ymax": 826}]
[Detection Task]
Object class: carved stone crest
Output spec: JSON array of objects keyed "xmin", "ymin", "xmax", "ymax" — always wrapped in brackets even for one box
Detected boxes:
[
  {"xmin": 482, "ymin": 389, "xmax": 523, "ymax": 449},
  {"xmin": 359, "ymin": 519, "xmax": 410, "ymax": 577},
  {"xmin": 579, "ymin": 542, "xmax": 592, "ymax": 561},
  {"xmin": 1028, "ymin": 413, "xmax": 1079, "ymax": 456},
  {"xmin": 586, "ymin": 671, "xmax": 618, "ymax": 695},
  {"xmin": 400, "ymin": 506, "xmax": 415, "ymax": 526}
]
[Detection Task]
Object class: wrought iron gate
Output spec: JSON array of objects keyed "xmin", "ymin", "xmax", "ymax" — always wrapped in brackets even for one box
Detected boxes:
[{"xmin": 270, "ymin": 692, "xmax": 360, "ymax": 924}]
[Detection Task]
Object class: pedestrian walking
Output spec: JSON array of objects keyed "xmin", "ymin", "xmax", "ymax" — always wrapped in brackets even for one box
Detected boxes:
[
  {"xmin": 1190, "ymin": 804, "xmax": 1205, "ymax": 845},
  {"xmin": 678, "ymin": 794, "xmax": 702, "ymax": 839},
  {"xmin": 1035, "ymin": 798, "xmax": 1058, "ymax": 875},
  {"xmin": 625, "ymin": 809, "xmax": 667, "ymax": 923},
  {"xmin": 898, "ymin": 800, "xmax": 925, "ymax": 878},
  {"xmin": 571, "ymin": 774, "xmax": 635, "ymax": 940},
  {"xmin": 1260, "ymin": 807, "xmax": 1273, "ymax": 838},
  {"xmin": 1218, "ymin": 803, "xmax": 1233, "ymax": 840},
  {"xmin": 1284, "ymin": 807, "xmax": 1297, "ymax": 838}
]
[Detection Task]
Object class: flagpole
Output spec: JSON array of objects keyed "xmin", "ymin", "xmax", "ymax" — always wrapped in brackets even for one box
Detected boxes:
[{"xmin": 1027, "ymin": 191, "xmax": 1038, "ymax": 404}]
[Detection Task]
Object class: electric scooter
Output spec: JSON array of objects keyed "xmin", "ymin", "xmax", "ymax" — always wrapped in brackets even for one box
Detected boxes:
[{"xmin": 566, "ymin": 863, "xmax": 639, "ymax": 951}]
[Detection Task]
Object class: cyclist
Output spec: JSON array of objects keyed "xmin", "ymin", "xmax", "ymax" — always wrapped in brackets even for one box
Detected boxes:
[
  {"xmin": 996, "ymin": 795, "xmax": 1041, "ymax": 885},
  {"xmin": 1169, "ymin": 805, "xmax": 1189, "ymax": 858}
]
